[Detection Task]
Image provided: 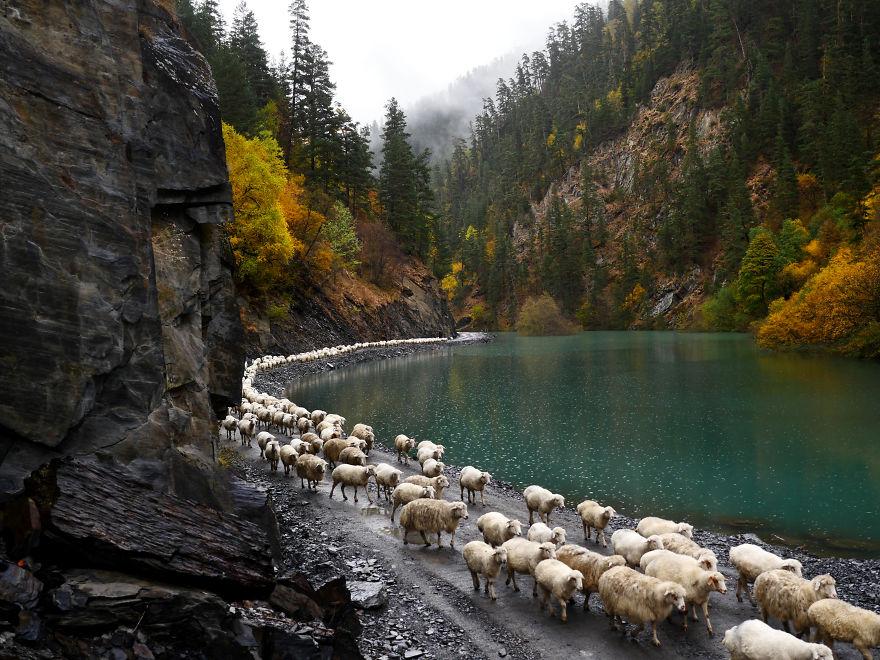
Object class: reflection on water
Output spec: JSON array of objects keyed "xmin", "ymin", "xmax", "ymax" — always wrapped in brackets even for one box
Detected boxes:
[{"xmin": 288, "ymin": 332, "xmax": 880, "ymax": 555}]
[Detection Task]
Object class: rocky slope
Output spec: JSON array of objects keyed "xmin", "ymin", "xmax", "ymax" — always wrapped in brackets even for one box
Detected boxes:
[
  {"xmin": 516, "ymin": 65, "xmax": 733, "ymax": 328},
  {"xmin": 242, "ymin": 258, "xmax": 456, "ymax": 357},
  {"xmin": 0, "ymin": 0, "xmax": 242, "ymax": 499}
]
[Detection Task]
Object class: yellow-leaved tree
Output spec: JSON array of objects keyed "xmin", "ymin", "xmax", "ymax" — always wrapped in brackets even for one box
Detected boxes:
[{"xmin": 223, "ymin": 123, "xmax": 302, "ymax": 291}]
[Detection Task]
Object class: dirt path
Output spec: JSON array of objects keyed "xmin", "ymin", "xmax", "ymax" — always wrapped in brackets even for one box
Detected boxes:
[{"xmin": 231, "ymin": 438, "xmax": 864, "ymax": 660}]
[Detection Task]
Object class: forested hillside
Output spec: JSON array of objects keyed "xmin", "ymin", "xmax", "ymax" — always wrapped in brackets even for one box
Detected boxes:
[
  {"xmin": 431, "ymin": 1, "xmax": 880, "ymax": 356},
  {"xmin": 176, "ymin": 0, "xmax": 452, "ymax": 349}
]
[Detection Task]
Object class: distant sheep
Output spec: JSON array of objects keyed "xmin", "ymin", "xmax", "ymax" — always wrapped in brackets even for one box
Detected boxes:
[
  {"xmin": 730, "ymin": 543, "xmax": 804, "ymax": 604},
  {"xmin": 534, "ymin": 559, "xmax": 584, "ymax": 623},
  {"xmin": 295, "ymin": 454, "xmax": 327, "ymax": 490},
  {"xmin": 723, "ymin": 619, "xmax": 833, "ymax": 660},
  {"xmin": 556, "ymin": 544, "xmax": 626, "ymax": 610},
  {"xmin": 476, "ymin": 512, "xmax": 522, "ymax": 547},
  {"xmin": 421, "ymin": 458, "xmax": 445, "ymax": 478},
  {"xmin": 329, "ymin": 464, "xmax": 377, "ymax": 504},
  {"xmin": 809, "ymin": 598, "xmax": 880, "ymax": 660},
  {"xmin": 322, "ymin": 437, "xmax": 359, "ymax": 467},
  {"xmin": 404, "ymin": 474, "xmax": 450, "ymax": 499},
  {"xmin": 501, "ymin": 537, "xmax": 557, "ymax": 597},
  {"xmin": 320, "ymin": 426, "xmax": 342, "ymax": 441},
  {"xmin": 301, "ymin": 432, "xmax": 322, "ymax": 454},
  {"xmin": 311, "ymin": 409, "xmax": 327, "ymax": 425},
  {"xmin": 417, "ymin": 446, "xmax": 442, "ymax": 465},
  {"xmin": 656, "ymin": 533, "xmax": 718, "ymax": 571},
  {"xmin": 527, "ymin": 523, "xmax": 566, "ymax": 547},
  {"xmin": 644, "ymin": 552, "xmax": 727, "ymax": 635},
  {"xmin": 523, "ymin": 485, "xmax": 565, "ymax": 525},
  {"xmin": 636, "ymin": 516, "xmax": 693, "ymax": 539},
  {"xmin": 459, "ymin": 466, "xmax": 492, "ymax": 505},
  {"xmin": 576, "ymin": 500, "xmax": 615, "ymax": 547},
  {"xmin": 463, "ymin": 541, "xmax": 508, "ymax": 601},
  {"xmin": 373, "ymin": 463, "xmax": 403, "ymax": 501},
  {"xmin": 279, "ymin": 444, "xmax": 298, "ymax": 476},
  {"xmin": 598, "ymin": 566, "xmax": 687, "ymax": 647},
  {"xmin": 394, "ymin": 434, "xmax": 416, "ymax": 465},
  {"xmin": 390, "ymin": 483, "xmax": 435, "ymax": 522},
  {"xmin": 398, "ymin": 499, "xmax": 468, "ymax": 548},
  {"xmin": 754, "ymin": 569, "xmax": 837, "ymax": 636},
  {"xmin": 610, "ymin": 529, "xmax": 664, "ymax": 567},
  {"xmin": 297, "ymin": 417, "xmax": 312, "ymax": 435}
]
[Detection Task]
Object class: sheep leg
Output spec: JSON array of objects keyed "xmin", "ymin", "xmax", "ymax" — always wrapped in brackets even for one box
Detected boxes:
[
  {"xmin": 340, "ymin": 484, "xmax": 348, "ymax": 501},
  {"xmin": 690, "ymin": 603, "xmax": 699, "ymax": 621},
  {"xmin": 470, "ymin": 570, "xmax": 480, "ymax": 591},
  {"xmin": 532, "ymin": 576, "xmax": 539, "ymax": 598},
  {"xmin": 582, "ymin": 521, "xmax": 588, "ymax": 540},
  {"xmin": 507, "ymin": 569, "xmax": 519, "ymax": 592},
  {"xmin": 329, "ymin": 481, "xmax": 338, "ymax": 499},
  {"xmin": 365, "ymin": 484, "xmax": 374, "ymax": 504},
  {"xmin": 390, "ymin": 504, "xmax": 398, "ymax": 522},
  {"xmin": 735, "ymin": 574, "xmax": 746, "ymax": 602},
  {"xmin": 558, "ymin": 596, "xmax": 568, "ymax": 623},
  {"xmin": 538, "ymin": 585, "xmax": 550, "ymax": 613},
  {"xmin": 780, "ymin": 619, "xmax": 791, "ymax": 634},
  {"xmin": 449, "ymin": 529, "xmax": 457, "ymax": 548},
  {"xmin": 437, "ymin": 532, "xmax": 442, "ymax": 547},
  {"xmin": 650, "ymin": 621, "xmax": 661, "ymax": 647},
  {"xmin": 855, "ymin": 641, "xmax": 869, "ymax": 660},
  {"xmin": 460, "ymin": 484, "xmax": 465, "ymax": 500},
  {"xmin": 402, "ymin": 527, "xmax": 410, "ymax": 544},
  {"xmin": 420, "ymin": 531, "xmax": 430, "ymax": 547},
  {"xmin": 528, "ymin": 509, "xmax": 534, "ymax": 525},
  {"xmin": 582, "ymin": 590, "xmax": 591, "ymax": 611},
  {"xmin": 488, "ymin": 577, "xmax": 497, "ymax": 601},
  {"xmin": 599, "ymin": 529, "xmax": 608, "ymax": 547},
  {"xmin": 702, "ymin": 601, "xmax": 713, "ymax": 635},
  {"xmin": 759, "ymin": 605, "xmax": 768, "ymax": 623},
  {"xmin": 352, "ymin": 485, "xmax": 359, "ymax": 503}
]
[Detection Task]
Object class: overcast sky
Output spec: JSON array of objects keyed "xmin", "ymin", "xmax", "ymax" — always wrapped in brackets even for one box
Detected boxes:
[{"xmin": 217, "ymin": 0, "xmax": 583, "ymax": 126}]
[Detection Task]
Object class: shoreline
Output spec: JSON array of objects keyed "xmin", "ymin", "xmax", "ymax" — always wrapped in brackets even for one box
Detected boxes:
[{"xmin": 251, "ymin": 334, "xmax": 880, "ymax": 618}]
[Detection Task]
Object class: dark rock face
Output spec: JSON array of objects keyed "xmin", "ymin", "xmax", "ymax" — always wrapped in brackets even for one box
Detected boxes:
[{"xmin": 0, "ymin": 0, "xmax": 243, "ymax": 497}]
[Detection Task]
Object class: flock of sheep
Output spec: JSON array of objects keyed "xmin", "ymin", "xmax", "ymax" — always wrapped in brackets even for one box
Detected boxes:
[{"xmin": 220, "ymin": 338, "xmax": 880, "ymax": 660}]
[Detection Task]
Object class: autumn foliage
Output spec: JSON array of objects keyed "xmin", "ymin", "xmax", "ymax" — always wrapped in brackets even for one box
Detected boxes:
[{"xmin": 516, "ymin": 294, "xmax": 579, "ymax": 336}]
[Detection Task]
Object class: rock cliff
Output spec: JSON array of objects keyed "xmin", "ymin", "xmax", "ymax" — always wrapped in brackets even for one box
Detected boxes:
[{"xmin": 0, "ymin": 0, "xmax": 243, "ymax": 497}]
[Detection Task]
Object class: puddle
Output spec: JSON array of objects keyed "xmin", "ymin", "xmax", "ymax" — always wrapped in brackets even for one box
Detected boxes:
[{"xmin": 359, "ymin": 504, "xmax": 387, "ymax": 517}]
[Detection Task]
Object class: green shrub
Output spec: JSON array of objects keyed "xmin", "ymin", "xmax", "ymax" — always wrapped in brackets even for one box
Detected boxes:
[{"xmin": 516, "ymin": 294, "xmax": 579, "ymax": 336}]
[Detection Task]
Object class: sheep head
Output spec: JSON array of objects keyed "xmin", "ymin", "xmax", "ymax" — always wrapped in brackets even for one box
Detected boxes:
[
  {"xmin": 493, "ymin": 548, "xmax": 508, "ymax": 567},
  {"xmin": 697, "ymin": 552, "xmax": 718, "ymax": 571},
  {"xmin": 677, "ymin": 523, "xmax": 694, "ymax": 539},
  {"xmin": 811, "ymin": 645, "xmax": 834, "ymax": 660},
  {"xmin": 664, "ymin": 584, "xmax": 687, "ymax": 612},
  {"xmin": 435, "ymin": 475, "xmax": 450, "ymax": 488},
  {"xmin": 538, "ymin": 542, "xmax": 557, "ymax": 561},
  {"xmin": 506, "ymin": 519, "xmax": 522, "ymax": 537},
  {"xmin": 606, "ymin": 555, "xmax": 627, "ymax": 570},
  {"xmin": 551, "ymin": 527, "xmax": 566, "ymax": 545},
  {"xmin": 811, "ymin": 575, "xmax": 837, "ymax": 599},
  {"xmin": 552, "ymin": 495, "xmax": 565, "ymax": 510},
  {"xmin": 646, "ymin": 535, "xmax": 665, "ymax": 551},
  {"xmin": 450, "ymin": 502, "xmax": 468, "ymax": 520},
  {"xmin": 480, "ymin": 472, "xmax": 492, "ymax": 486},
  {"xmin": 780, "ymin": 559, "xmax": 803, "ymax": 577},
  {"xmin": 423, "ymin": 486, "xmax": 435, "ymax": 498},
  {"xmin": 706, "ymin": 572, "xmax": 727, "ymax": 594},
  {"xmin": 602, "ymin": 507, "xmax": 615, "ymax": 523},
  {"xmin": 365, "ymin": 465, "xmax": 377, "ymax": 477},
  {"xmin": 568, "ymin": 570, "xmax": 584, "ymax": 591}
]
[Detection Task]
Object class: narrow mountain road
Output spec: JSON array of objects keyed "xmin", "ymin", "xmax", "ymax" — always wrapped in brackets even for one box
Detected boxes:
[{"xmin": 232, "ymin": 438, "xmax": 863, "ymax": 660}]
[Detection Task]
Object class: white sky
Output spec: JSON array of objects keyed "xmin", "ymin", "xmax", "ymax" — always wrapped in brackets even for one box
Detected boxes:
[{"xmin": 217, "ymin": 0, "xmax": 583, "ymax": 126}]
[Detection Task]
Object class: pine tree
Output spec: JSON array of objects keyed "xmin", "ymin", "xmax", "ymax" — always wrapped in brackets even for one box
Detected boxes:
[
  {"xmin": 380, "ymin": 98, "xmax": 422, "ymax": 253},
  {"xmin": 229, "ymin": 2, "xmax": 273, "ymax": 106}
]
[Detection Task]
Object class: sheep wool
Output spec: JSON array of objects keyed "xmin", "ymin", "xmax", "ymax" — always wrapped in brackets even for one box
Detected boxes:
[
  {"xmin": 404, "ymin": 474, "xmax": 450, "ymax": 499},
  {"xmin": 636, "ymin": 516, "xmax": 693, "ymax": 539},
  {"xmin": 527, "ymin": 523, "xmax": 566, "ymax": 547},
  {"xmin": 723, "ymin": 619, "xmax": 833, "ymax": 660},
  {"xmin": 598, "ymin": 566, "xmax": 687, "ymax": 647},
  {"xmin": 295, "ymin": 454, "xmax": 327, "ymax": 490},
  {"xmin": 610, "ymin": 529, "xmax": 665, "ymax": 567},
  {"xmin": 657, "ymin": 533, "xmax": 718, "ymax": 571},
  {"xmin": 394, "ymin": 434, "xmax": 416, "ymax": 465},
  {"xmin": 459, "ymin": 466, "xmax": 492, "ymax": 506},
  {"xmin": 476, "ymin": 512, "xmax": 523, "ymax": 547},
  {"xmin": 555, "ymin": 544, "xmax": 626, "ymax": 610},
  {"xmin": 644, "ymin": 552, "xmax": 727, "ymax": 635},
  {"xmin": 730, "ymin": 543, "xmax": 804, "ymax": 604},
  {"xmin": 808, "ymin": 598, "xmax": 880, "ymax": 660},
  {"xmin": 398, "ymin": 499, "xmax": 469, "ymax": 548},
  {"xmin": 533, "ymin": 559, "xmax": 584, "ymax": 623},
  {"xmin": 576, "ymin": 500, "xmax": 616, "ymax": 547},
  {"xmin": 462, "ymin": 541, "xmax": 508, "ymax": 601},
  {"xmin": 501, "ymin": 538, "xmax": 557, "ymax": 597},
  {"xmin": 421, "ymin": 458, "xmax": 445, "ymax": 478},
  {"xmin": 329, "ymin": 464, "xmax": 376, "ymax": 504},
  {"xmin": 754, "ymin": 569, "xmax": 837, "ymax": 636},
  {"xmin": 523, "ymin": 485, "xmax": 565, "ymax": 525},
  {"xmin": 389, "ymin": 483, "xmax": 434, "ymax": 522}
]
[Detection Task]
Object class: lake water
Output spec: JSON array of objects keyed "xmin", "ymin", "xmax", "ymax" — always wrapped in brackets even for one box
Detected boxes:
[{"xmin": 287, "ymin": 332, "xmax": 880, "ymax": 556}]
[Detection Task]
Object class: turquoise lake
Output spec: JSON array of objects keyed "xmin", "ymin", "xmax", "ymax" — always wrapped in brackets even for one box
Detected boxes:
[{"xmin": 287, "ymin": 332, "xmax": 880, "ymax": 556}]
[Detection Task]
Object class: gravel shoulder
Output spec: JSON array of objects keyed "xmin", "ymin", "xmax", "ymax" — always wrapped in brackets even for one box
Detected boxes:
[{"xmin": 237, "ymin": 338, "xmax": 878, "ymax": 660}]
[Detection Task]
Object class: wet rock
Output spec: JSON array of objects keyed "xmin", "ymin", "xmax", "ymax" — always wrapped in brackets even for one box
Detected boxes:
[
  {"xmin": 269, "ymin": 584, "xmax": 323, "ymax": 621},
  {"xmin": 0, "ymin": 560, "xmax": 42, "ymax": 609}
]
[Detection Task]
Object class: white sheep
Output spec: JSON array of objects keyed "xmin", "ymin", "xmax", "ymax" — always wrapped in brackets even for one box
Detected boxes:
[
  {"xmin": 301, "ymin": 432, "xmax": 322, "ymax": 455},
  {"xmin": 655, "ymin": 533, "xmax": 718, "ymax": 571},
  {"xmin": 723, "ymin": 619, "xmax": 833, "ymax": 660},
  {"xmin": 610, "ymin": 529, "xmax": 665, "ymax": 567},
  {"xmin": 320, "ymin": 426, "xmax": 342, "ymax": 441},
  {"xmin": 644, "ymin": 552, "xmax": 727, "ymax": 635},
  {"xmin": 265, "ymin": 440, "xmax": 281, "ymax": 472},
  {"xmin": 808, "ymin": 598, "xmax": 880, "ymax": 660},
  {"xmin": 476, "ymin": 512, "xmax": 522, "ymax": 547},
  {"xmin": 523, "ymin": 485, "xmax": 565, "ymax": 525},
  {"xmin": 730, "ymin": 543, "xmax": 804, "ymax": 604},
  {"xmin": 256, "ymin": 431, "xmax": 275, "ymax": 458},
  {"xmin": 296, "ymin": 454, "xmax": 327, "ymax": 490},
  {"xmin": 279, "ymin": 444, "xmax": 298, "ymax": 476},
  {"xmin": 754, "ymin": 569, "xmax": 837, "ymax": 637},
  {"xmin": 636, "ymin": 516, "xmax": 693, "ymax": 539},
  {"xmin": 220, "ymin": 415, "xmax": 237, "ymax": 440},
  {"xmin": 459, "ymin": 466, "xmax": 491, "ymax": 505},
  {"xmin": 329, "ymin": 464, "xmax": 376, "ymax": 504},
  {"xmin": 462, "ymin": 541, "xmax": 508, "ymax": 601},
  {"xmin": 324, "ymin": 413, "xmax": 346, "ymax": 427},
  {"xmin": 398, "ymin": 499, "xmax": 469, "ymax": 548},
  {"xmin": 349, "ymin": 423, "xmax": 375, "ymax": 452},
  {"xmin": 500, "ymin": 537, "xmax": 557, "ymax": 597},
  {"xmin": 373, "ymin": 463, "xmax": 403, "ymax": 501},
  {"xmin": 555, "ymin": 544, "xmax": 626, "ymax": 610},
  {"xmin": 390, "ymin": 483, "xmax": 434, "ymax": 522},
  {"xmin": 322, "ymin": 437, "xmax": 358, "ymax": 467},
  {"xmin": 311, "ymin": 409, "xmax": 327, "ymax": 425},
  {"xmin": 421, "ymin": 458, "xmax": 445, "ymax": 478},
  {"xmin": 416, "ymin": 445, "xmax": 442, "ymax": 465},
  {"xmin": 598, "ymin": 566, "xmax": 687, "ymax": 647},
  {"xmin": 533, "ymin": 558, "xmax": 584, "ymax": 623},
  {"xmin": 576, "ymin": 500, "xmax": 616, "ymax": 547},
  {"xmin": 394, "ymin": 434, "xmax": 416, "ymax": 464},
  {"xmin": 527, "ymin": 522, "xmax": 566, "ymax": 547},
  {"xmin": 297, "ymin": 417, "xmax": 312, "ymax": 435},
  {"xmin": 404, "ymin": 474, "xmax": 450, "ymax": 499},
  {"xmin": 338, "ymin": 446, "xmax": 367, "ymax": 466},
  {"xmin": 237, "ymin": 417, "xmax": 256, "ymax": 447}
]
